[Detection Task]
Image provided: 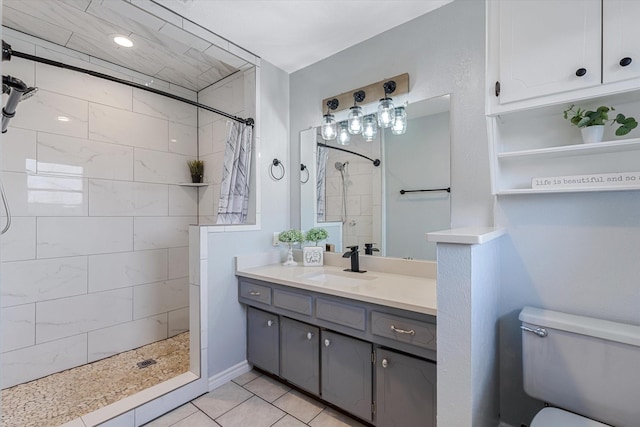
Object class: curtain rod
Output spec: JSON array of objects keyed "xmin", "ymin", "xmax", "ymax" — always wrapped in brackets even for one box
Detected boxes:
[
  {"xmin": 317, "ymin": 142, "xmax": 381, "ymax": 166},
  {"xmin": 9, "ymin": 49, "xmax": 254, "ymax": 127}
]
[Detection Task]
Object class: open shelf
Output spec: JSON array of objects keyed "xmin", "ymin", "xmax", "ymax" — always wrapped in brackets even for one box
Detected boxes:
[
  {"xmin": 498, "ymin": 137, "xmax": 640, "ymax": 160},
  {"xmin": 497, "ymin": 185, "xmax": 640, "ymax": 195}
]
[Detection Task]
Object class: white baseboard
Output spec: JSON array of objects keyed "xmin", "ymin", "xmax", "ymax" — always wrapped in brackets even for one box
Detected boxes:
[{"xmin": 208, "ymin": 360, "xmax": 252, "ymax": 390}]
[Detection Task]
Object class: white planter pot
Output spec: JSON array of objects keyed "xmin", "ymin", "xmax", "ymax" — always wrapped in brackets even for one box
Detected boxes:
[
  {"xmin": 581, "ymin": 125, "xmax": 604, "ymax": 144},
  {"xmin": 303, "ymin": 246, "xmax": 324, "ymax": 267}
]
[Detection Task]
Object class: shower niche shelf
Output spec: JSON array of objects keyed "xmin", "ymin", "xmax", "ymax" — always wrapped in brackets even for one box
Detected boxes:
[{"xmin": 178, "ymin": 182, "xmax": 208, "ymax": 187}]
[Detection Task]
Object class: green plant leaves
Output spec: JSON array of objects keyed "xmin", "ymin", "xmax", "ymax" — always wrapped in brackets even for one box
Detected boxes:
[{"xmin": 564, "ymin": 104, "xmax": 637, "ymax": 136}]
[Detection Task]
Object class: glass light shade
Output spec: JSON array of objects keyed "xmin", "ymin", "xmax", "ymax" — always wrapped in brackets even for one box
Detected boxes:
[
  {"xmin": 391, "ymin": 106, "xmax": 408, "ymax": 135},
  {"xmin": 377, "ymin": 97, "xmax": 396, "ymax": 128},
  {"xmin": 362, "ymin": 115, "xmax": 378, "ymax": 142},
  {"xmin": 347, "ymin": 106, "xmax": 364, "ymax": 134},
  {"xmin": 321, "ymin": 113, "xmax": 337, "ymax": 140},
  {"xmin": 337, "ymin": 122, "xmax": 350, "ymax": 145}
]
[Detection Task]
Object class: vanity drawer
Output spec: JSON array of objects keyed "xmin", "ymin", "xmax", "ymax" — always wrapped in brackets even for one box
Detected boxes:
[
  {"xmin": 239, "ymin": 281, "xmax": 272, "ymax": 305},
  {"xmin": 274, "ymin": 289, "xmax": 312, "ymax": 316},
  {"xmin": 371, "ymin": 311, "xmax": 436, "ymax": 351},
  {"xmin": 316, "ymin": 298, "xmax": 366, "ymax": 331}
]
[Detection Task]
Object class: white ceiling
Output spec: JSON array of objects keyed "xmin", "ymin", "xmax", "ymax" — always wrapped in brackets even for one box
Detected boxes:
[{"xmin": 155, "ymin": 0, "xmax": 454, "ymax": 74}]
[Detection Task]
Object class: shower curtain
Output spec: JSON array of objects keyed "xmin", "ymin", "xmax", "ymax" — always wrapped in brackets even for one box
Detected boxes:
[
  {"xmin": 217, "ymin": 121, "xmax": 253, "ymax": 224},
  {"xmin": 316, "ymin": 145, "xmax": 328, "ymax": 222}
]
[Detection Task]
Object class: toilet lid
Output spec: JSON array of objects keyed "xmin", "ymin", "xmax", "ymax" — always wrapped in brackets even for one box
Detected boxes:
[{"xmin": 531, "ymin": 408, "xmax": 611, "ymax": 427}]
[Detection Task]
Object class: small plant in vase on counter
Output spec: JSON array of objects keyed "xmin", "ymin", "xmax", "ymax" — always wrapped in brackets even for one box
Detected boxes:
[
  {"xmin": 303, "ymin": 228, "xmax": 329, "ymax": 267},
  {"xmin": 563, "ymin": 105, "xmax": 638, "ymax": 144},
  {"xmin": 278, "ymin": 229, "xmax": 304, "ymax": 266}
]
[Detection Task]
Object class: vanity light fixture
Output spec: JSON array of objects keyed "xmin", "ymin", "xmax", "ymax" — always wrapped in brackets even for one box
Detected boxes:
[
  {"xmin": 391, "ymin": 106, "xmax": 407, "ymax": 135},
  {"xmin": 337, "ymin": 121, "xmax": 350, "ymax": 145},
  {"xmin": 377, "ymin": 80, "xmax": 396, "ymax": 128},
  {"xmin": 362, "ymin": 115, "xmax": 378, "ymax": 142},
  {"xmin": 113, "ymin": 35, "xmax": 134, "ymax": 48},
  {"xmin": 321, "ymin": 98, "xmax": 339, "ymax": 140},
  {"xmin": 347, "ymin": 90, "xmax": 366, "ymax": 134}
]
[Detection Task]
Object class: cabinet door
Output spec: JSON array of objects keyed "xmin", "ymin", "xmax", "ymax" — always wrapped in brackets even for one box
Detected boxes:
[
  {"xmin": 321, "ymin": 331, "xmax": 373, "ymax": 423},
  {"xmin": 280, "ymin": 317, "xmax": 319, "ymax": 395},
  {"xmin": 603, "ymin": 0, "xmax": 640, "ymax": 84},
  {"xmin": 247, "ymin": 307, "xmax": 279, "ymax": 375},
  {"xmin": 376, "ymin": 348, "xmax": 436, "ymax": 427},
  {"xmin": 498, "ymin": 0, "xmax": 601, "ymax": 103}
]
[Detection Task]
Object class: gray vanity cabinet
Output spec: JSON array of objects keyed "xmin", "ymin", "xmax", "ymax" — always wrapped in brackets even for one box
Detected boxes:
[
  {"xmin": 247, "ymin": 307, "xmax": 279, "ymax": 375},
  {"xmin": 280, "ymin": 317, "xmax": 320, "ymax": 395},
  {"xmin": 375, "ymin": 348, "xmax": 437, "ymax": 427},
  {"xmin": 321, "ymin": 330, "xmax": 373, "ymax": 423}
]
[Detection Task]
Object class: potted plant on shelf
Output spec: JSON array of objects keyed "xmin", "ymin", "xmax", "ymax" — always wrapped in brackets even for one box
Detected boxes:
[
  {"xmin": 278, "ymin": 229, "xmax": 304, "ymax": 266},
  {"xmin": 187, "ymin": 159, "xmax": 204, "ymax": 183},
  {"xmin": 303, "ymin": 227, "xmax": 329, "ymax": 267},
  {"xmin": 563, "ymin": 105, "xmax": 638, "ymax": 143}
]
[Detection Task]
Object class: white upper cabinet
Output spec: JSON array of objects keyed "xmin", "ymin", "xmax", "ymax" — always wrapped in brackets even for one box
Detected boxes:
[
  {"xmin": 497, "ymin": 0, "xmax": 601, "ymax": 104},
  {"xmin": 603, "ymin": 0, "xmax": 640, "ymax": 84}
]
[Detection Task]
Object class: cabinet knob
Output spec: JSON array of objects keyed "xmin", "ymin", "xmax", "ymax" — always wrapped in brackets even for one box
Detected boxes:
[
  {"xmin": 620, "ymin": 57, "xmax": 632, "ymax": 67},
  {"xmin": 306, "ymin": 332, "xmax": 314, "ymax": 340},
  {"xmin": 324, "ymin": 339, "xmax": 331, "ymax": 347},
  {"xmin": 267, "ymin": 320, "xmax": 274, "ymax": 327},
  {"xmin": 575, "ymin": 68, "xmax": 587, "ymax": 77},
  {"xmin": 381, "ymin": 358, "xmax": 389, "ymax": 368}
]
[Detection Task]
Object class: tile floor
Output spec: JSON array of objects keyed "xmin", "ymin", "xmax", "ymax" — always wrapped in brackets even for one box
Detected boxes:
[{"xmin": 144, "ymin": 370, "xmax": 367, "ymax": 427}]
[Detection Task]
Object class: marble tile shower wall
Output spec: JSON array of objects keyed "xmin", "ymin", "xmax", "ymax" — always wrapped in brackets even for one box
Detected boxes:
[
  {"xmin": 324, "ymin": 136, "xmax": 381, "ymax": 248},
  {"xmin": 0, "ymin": 34, "xmax": 201, "ymax": 388},
  {"xmin": 196, "ymin": 71, "xmax": 248, "ymax": 224}
]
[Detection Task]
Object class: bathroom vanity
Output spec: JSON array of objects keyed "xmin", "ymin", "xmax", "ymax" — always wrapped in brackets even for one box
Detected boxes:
[{"xmin": 236, "ymin": 262, "xmax": 437, "ymax": 426}]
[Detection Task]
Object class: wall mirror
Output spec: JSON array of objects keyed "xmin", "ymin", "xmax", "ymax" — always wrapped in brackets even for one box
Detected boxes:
[{"xmin": 300, "ymin": 94, "xmax": 451, "ymax": 261}]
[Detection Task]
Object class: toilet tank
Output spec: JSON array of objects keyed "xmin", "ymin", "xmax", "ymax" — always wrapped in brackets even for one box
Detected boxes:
[{"xmin": 520, "ymin": 307, "xmax": 640, "ymax": 427}]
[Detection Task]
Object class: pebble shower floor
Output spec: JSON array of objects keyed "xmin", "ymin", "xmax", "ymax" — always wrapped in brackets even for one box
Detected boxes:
[{"xmin": 1, "ymin": 332, "xmax": 190, "ymax": 427}]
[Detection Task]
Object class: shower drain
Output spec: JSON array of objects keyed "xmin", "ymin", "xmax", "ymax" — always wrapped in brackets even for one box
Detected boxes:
[{"xmin": 137, "ymin": 358, "xmax": 157, "ymax": 369}]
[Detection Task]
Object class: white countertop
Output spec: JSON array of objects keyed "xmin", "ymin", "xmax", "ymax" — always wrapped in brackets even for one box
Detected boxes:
[
  {"xmin": 426, "ymin": 227, "xmax": 506, "ymax": 244},
  {"xmin": 236, "ymin": 263, "xmax": 437, "ymax": 316}
]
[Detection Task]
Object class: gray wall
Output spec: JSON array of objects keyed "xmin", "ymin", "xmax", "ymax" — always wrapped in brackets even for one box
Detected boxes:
[{"xmin": 289, "ymin": 0, "xmax": 492, "ymax": 230}]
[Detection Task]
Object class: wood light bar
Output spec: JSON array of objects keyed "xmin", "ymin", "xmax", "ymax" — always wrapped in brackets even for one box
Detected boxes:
[{"xmin": 321, "ymin": 73, "xmax": 409, "ymax": 114}]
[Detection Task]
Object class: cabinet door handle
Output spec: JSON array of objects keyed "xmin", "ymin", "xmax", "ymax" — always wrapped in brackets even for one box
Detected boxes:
[
  {"xmin": 267, "ymin": 320, "xmax": 274, "ymax": 327},
  {"xmin": 306, "ymin": 332, "xmax": 314, "ymax": 340},
  {"xmin": 620, "ymin": 57, "xmax": 633, "ymax": 67},
  {"xmin": 390, "ymin": 325, "xmax": 416, "ymax": 336},
  {"xmin": 249, "ymin": 291, "xmax": 261, "ymax": 296},
  {"xmin": 575, "ymin": 68, "xmax": 587, "ymax": 77},
  {"xmin": 381, "ymin": 358, "xmax": 389, "ymax": 368},
  {"xmin": 324, "ymin": 339, "xmax": 331, "ymax": 347}
]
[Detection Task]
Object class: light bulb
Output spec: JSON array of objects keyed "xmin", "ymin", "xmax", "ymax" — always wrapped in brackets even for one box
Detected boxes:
[
  {"xmin": 337, "ymin": 122, "xmax": 350, "ymax": 145},
  {"xmin": 348, "ymin": 106, "xmax": 364, "ymax": 134},
  {"xmin": 363, "ymin": 115, "xmax": 377, "ymax": 142},
  {"xmin": 377, "ymin": 97, "xmax": 395, "ymax": 128},
  {"xmin": 391, "ymin": 106, "xmax": 407, "ymax": 135},
  {"xmin": 321, "ymin": 113, "xmax": 337, "ymax": 140}
]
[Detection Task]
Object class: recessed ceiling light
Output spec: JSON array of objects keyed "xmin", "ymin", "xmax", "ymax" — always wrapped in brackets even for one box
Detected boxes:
[
  {"xmin": 57, "ymin": 116, "xmax": 70, "ymax": 122},
  {"xmin": 113, "ymin": 36, "xmax": 133, "ymax": 48}
]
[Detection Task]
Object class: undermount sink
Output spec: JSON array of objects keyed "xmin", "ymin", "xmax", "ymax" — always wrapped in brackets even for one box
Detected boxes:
[{"xmin": 299, "ymin": 270, "xmax": 378, "ymax": 286}]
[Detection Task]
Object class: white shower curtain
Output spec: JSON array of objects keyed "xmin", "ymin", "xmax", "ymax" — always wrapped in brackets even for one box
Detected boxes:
[
  {"xmin": 316, "ymin": 145, "xmax": 328, "ymax": 222},
  {"xmin": 217, "ymin": 121, "xmax": 253, "ymax": 224}
]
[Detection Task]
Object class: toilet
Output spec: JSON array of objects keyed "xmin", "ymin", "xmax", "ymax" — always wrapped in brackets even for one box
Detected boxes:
[{"xmin": 520, "ymin": 306, "xmax": 640, "ymax": 427}]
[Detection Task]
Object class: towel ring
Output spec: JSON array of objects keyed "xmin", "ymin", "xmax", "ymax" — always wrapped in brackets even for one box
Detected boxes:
[
  {"xmin": 300, "ymin": 164, "xmax": 309, "ymax": 184},
  {"xmin": 269, "ymin": 158, "xmax": 285, "ymax": 181}
]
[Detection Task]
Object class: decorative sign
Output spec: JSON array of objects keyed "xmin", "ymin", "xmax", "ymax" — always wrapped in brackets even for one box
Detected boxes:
[
  {"xmin": 303, "ymin": 246, "xmax": 324, "ymax": 267},
  {"xmin": 532, "ymin": 172, "xmax": 640, "ymax": 189}
]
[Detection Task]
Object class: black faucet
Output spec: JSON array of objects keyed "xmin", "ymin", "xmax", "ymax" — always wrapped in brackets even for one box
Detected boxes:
[
  {"xmin": 364, "ymin": 243, "xmax": 380, "ymax": 255},
  {"xmin": 343, "ymin": 245, "xmax": 366, "ymax": 273}
]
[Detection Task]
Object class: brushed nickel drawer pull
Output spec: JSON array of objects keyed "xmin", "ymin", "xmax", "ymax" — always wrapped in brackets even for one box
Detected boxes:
[
  {"xmin": 249, "ymin": 291, "xmax": 261, "ymax": 296},
  {"xmin": 390, "ymin": 325, "xmax": 415, "ymax": 336}
]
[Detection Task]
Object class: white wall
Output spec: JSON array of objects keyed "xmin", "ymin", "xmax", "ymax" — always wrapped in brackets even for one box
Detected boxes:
[
  {"xmin": 290, "ymin": 0, "xmax": 491, "ymax": 230},
  {"xmin": 205, "ymin": 59, "xmax": 290, "ymax": 378},
  {"xmin": 0, "ymin": 30, "xmax": 195, "ymax": 388}
]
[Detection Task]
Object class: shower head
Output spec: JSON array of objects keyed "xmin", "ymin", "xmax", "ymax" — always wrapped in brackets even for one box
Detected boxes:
[
  {"xmin": 335, "ymin": 161, "xmax": 349, "ymax": 171},
  {"xmin": 20, "ymin": 86, "xmax": 38, "ymax": 101}
]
